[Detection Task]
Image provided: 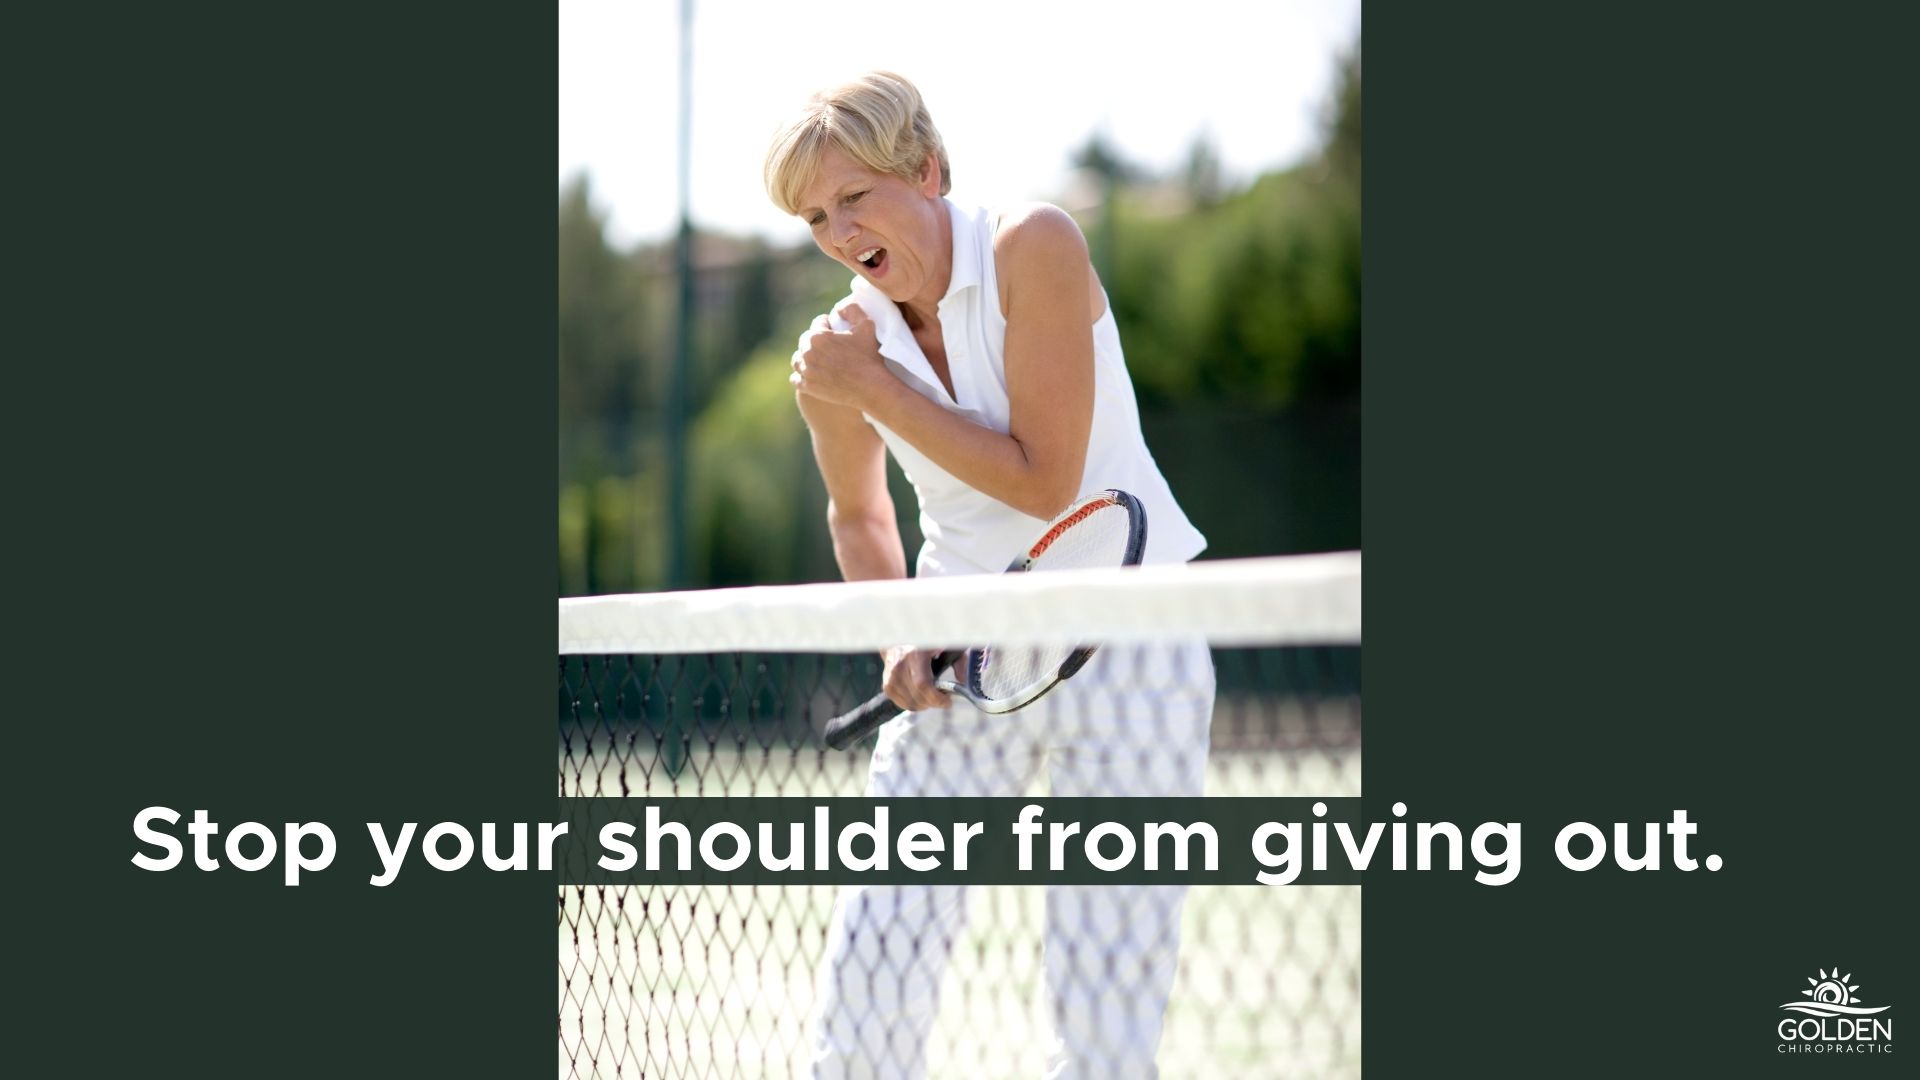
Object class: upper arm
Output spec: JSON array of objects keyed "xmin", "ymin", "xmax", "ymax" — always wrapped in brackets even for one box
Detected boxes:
[
  {"xmin": 996, "ymin": 204, "xmax": 1096, "ymax": 508},
  {"xmin": 795, "ymin": 390, "xmax": 891, "ymax": 522}
]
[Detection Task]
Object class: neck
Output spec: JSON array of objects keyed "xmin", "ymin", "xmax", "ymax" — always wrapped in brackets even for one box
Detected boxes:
[{"xmin": 897, "ymin": 200, "xmax": 953, "ymax": 329}]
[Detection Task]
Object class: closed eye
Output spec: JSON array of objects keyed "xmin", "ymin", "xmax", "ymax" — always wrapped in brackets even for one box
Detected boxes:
[{"xmin": 843, "ymin": 191, "xmax": 865, "ymax": 206}]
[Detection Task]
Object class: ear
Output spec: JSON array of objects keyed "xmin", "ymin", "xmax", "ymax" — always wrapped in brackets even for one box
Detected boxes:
[{"xmin": 917, "ymin": 152, "xmax": 942, "ymax": 197}]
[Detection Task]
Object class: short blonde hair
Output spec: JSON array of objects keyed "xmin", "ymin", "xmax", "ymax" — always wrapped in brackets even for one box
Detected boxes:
[{"xmin": 763, "ymin": 71, "xmax": 951, "ymax": 216}]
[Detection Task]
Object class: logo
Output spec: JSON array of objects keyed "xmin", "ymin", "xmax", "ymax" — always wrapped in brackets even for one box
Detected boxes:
[
  {"xmin": 1783, "ymin": 968, "xmax": 1891, "ymax": 1018},
  {"xmin": 1776, "ymin": 968, "xmax": 1893, "ymax": 1055}
]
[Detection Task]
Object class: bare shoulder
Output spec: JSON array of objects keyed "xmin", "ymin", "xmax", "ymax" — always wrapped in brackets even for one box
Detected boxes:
[
  {"xmin": 991, "ymin": 202, "xmax": 1099, "ymax": 318},
  {"xmin": 992, "ymin": 202, "xmax": 1089, "ymax": 267}
]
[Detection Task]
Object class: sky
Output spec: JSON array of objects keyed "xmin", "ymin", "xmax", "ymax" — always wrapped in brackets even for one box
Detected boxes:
[{"xmin": 559, "ymin": 0, "xmax": 1361, "ymax": 249}]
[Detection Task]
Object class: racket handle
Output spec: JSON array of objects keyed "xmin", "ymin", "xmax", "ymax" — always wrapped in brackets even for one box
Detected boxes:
[{"xmin": 822, "ymin": 650, "xmax": 961, "ymax": 750}]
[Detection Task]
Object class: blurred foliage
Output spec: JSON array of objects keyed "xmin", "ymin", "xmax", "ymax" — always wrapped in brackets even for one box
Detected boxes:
[
  {"xmin": 688, "ymin": 344, "xmax": 810, "ymax": 585},
  {"xmin": 558, "ymin": 179, "xmax": 647, "ymax": 477},
  {"xmin": 560, "ymin": 43, "xmax": 1360, "ymax": 594},
  {"xmin": 1104, "ymin": 46, "xmax": 1361, "ymax": 407}
]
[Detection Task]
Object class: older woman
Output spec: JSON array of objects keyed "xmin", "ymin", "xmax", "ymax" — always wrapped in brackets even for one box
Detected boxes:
[{"xmin": 766, "ymin": 71, "xmax": 1213, "ymax": 1079}]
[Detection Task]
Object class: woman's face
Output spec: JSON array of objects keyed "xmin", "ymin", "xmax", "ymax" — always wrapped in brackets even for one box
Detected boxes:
[{"xmin": 795, "ymin": 143, "xmax": 947, "ymax": 306}]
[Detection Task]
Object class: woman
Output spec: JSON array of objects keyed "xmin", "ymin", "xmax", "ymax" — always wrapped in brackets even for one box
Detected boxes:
[{"xmin": 766, "ymin": 71, "xmax": 1213, "ymax": 1080}]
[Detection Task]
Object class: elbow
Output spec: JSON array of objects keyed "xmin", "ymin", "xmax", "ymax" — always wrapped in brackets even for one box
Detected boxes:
[
  {"xmin": 826, "ymin": 500, "xmax": 893, "ymax": 540},
  {"xmin": 1018, "ymin": 477, "xmax": 1080, "ymax": 522}
]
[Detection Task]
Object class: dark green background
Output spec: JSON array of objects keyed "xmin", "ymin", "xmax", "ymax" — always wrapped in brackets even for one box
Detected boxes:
[
  {"xmin": 18, "ymin": 5, "xmax": 1913, "ymax": 1076},
  {"xmin": 17, "ymin": 7, "xmax": 557, "ymax": 1076},
  {"xmin": 1366, "ymin": 5, "xmax": 1914, "ymax": 1074}
]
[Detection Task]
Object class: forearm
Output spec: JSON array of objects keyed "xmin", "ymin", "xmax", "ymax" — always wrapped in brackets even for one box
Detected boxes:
[
  {"xmin": 862, "ymin": 379, "xmax": 1080, "ymax": 520},
  {"xmin": 829, "ymin": 501, "xmax": 948, "ymax": 709},
  {"xmin": 827, "ymin": 504, "xmax": 908, "ymax": 583}
]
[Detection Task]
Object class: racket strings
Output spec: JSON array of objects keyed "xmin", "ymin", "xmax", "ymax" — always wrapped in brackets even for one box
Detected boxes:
[{"xmin": 975, "ymin": 501, "xmax": 1135, "ymax": 701}]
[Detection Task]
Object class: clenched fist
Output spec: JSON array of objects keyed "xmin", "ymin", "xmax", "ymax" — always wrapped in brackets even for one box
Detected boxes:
[
  {"xmin": 791, "ymin": 303, "xmax": 890, "ymax": 411},
  {"xmin": 881, "ymin": 645, "xmax": 954, "ymax": 713}
]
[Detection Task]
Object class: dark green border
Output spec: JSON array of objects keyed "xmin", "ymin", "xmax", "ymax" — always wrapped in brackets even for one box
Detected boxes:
[
  {"xmin": 20, "ymin": 4, "xmax": 1914, "ymax": 1076},
  {"xmin": 1367, "ymin": 5, "xmax": 1914, "ymax": 1074},
  {"xmin": 20, "ymin": 8, "xmax": 556, "ymax": 1075}
]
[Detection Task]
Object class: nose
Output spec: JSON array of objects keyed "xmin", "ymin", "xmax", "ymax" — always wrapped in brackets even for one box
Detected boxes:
[{"xmin": 830, "ymin": 210, "xmax": 859, "ymax": 250}]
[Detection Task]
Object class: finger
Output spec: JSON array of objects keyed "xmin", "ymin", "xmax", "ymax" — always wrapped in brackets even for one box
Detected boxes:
[
  {"xmin": 829, "ymin": 305, "xmax": 877, "ymax": 345},
  {"xmin": 799, "ymin": 314, "xmax": 831, "ymax": 349},
  {"xmin": 909, "ymin": 657, "xmax": 952, "ymax": 711},
  {"xmin": 885, "ymin": 664, "xmax": 937, "ymax": 713},
  {"xmin": 923, "ymin": 651, "xmax": 955, "ymax": 708},
  {"xmin": 882, "ymin": 672, "xmax": 914, "ymax": 712}
]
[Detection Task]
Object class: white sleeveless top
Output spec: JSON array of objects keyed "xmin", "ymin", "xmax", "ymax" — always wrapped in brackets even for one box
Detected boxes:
[{"xmin": 830, "ymin": 199, "xmax": 1207, "ymax": 579}]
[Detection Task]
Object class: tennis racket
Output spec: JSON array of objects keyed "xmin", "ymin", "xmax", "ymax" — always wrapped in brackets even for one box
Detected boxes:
[{"xmin": 821, "ymin": 488, "xmax": 1148, "ymax": 750}]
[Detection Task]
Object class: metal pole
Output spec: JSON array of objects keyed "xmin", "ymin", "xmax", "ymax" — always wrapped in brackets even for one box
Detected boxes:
[{"xmin": 666, "ymin": 0, "xmax": 695, "ymax": 589}]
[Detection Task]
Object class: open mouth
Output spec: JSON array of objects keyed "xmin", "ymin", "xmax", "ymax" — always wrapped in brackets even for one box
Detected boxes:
[{"xmin": 855, "ymin": 246, "xmax": 887, "ymax": 274}]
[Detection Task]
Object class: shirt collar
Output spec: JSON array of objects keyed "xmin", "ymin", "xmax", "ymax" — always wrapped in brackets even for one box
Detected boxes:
[
  {"xmin": 939, "ymin": 198, "xmax": 982, "ymax": 305},
  {"xmin": 845, "ymin": 198, "xmax": 981, "ymax": 403}
]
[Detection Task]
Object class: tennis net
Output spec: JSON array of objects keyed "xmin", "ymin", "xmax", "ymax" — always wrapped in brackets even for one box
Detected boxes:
[{"xmin": 558, "ymin": 553, "xmax": 1361, "ymax": 1079}]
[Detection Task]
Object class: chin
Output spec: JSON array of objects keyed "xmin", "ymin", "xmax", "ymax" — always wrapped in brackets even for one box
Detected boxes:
[{"xmin": 859, "ymin": 274, "xmax": 904, "ymax": 302}]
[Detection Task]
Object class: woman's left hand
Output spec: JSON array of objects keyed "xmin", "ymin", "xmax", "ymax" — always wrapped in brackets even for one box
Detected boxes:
[{"xmin": 791, "ymin": 304, "xmax": 891, "ymax": 411}]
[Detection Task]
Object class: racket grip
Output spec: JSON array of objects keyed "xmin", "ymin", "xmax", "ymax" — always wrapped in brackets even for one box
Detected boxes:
[
  {"xmin": 822, "ymin": 650, "xmax": 960, "ymax": 751},
  {"xmin": 821, "ymin": 692, "xmax": 903, "ymax": 750}
]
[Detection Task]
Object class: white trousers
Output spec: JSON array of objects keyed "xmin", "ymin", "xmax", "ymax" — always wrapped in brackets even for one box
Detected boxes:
[{"xmin": 809, "ymin": 640, "xmax": 1215, "ymax": 1080}]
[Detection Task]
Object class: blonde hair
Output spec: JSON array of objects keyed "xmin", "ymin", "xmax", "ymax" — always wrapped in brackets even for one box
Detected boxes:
[{"xmin": 763, "ymin": 71, "xmax": 951, "ymax": 216}]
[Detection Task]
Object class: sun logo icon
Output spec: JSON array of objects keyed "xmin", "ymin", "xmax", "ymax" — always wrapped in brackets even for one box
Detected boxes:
[
  {"xmin": 1806, "ymin": 971, "xmax": 1861, "ymax": 1007},
  {"xmin": 1780, "ymin": 968, "xmax": 1891, "ymax": 1017}
]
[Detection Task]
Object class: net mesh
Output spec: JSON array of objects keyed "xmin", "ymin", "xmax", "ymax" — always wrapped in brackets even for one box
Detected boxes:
[{"xmin": 558, "ymin": 554, "xmax": 1361, "ymax": 1080}]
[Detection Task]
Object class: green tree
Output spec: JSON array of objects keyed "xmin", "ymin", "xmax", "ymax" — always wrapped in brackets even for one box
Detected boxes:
[{"xmin": 557, "ymin": 175, "xmax": 647, "ymax": 474}]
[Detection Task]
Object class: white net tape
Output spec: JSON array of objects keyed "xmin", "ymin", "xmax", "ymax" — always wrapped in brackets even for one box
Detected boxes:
[{"xmin": 559, "ymin": 552, "xmax": 1361, "ymax": 655}]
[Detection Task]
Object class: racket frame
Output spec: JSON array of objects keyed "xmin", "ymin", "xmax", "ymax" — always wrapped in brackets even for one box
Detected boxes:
[{"xmin": 820, "ymin": 488, "xmax": 1147, "ymax": 748}]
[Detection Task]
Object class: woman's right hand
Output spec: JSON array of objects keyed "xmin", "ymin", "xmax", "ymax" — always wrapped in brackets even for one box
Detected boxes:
[
  {"xmin": 881, "ymin": 646, "xmax": 953, "ymax": 713},
  {"xmin": 792, "ymin": 306, "xmax": 892, "ymax": 413}
]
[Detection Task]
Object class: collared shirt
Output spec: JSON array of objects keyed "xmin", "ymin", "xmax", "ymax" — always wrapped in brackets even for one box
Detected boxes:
[{"xmin": 835, "ymin": 198, "xmax": 1207, "ymax": 578}]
